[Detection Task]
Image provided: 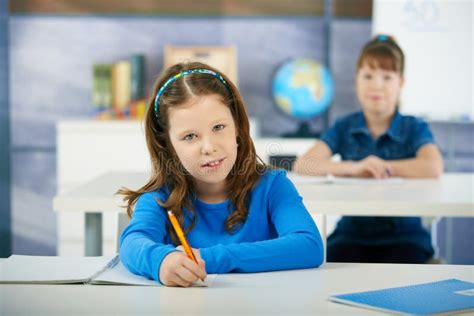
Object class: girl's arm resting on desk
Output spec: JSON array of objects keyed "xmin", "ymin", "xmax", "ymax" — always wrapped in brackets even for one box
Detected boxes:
[
  {"xmin": 199, "ymin": 172, "xmax": 324, "ymax": 274},
  {"xmin": 293, "ymin": 141, "xmax": 340, "ymax": 176},
  {"xmin": 120, "ymin": 193, "xmax": 178, "ymax": 283},
  {"xmin": 388, "ymin": 144, "xmax": 444, "ymax": 178},
  {"xmin": 294, "ymin": 119, "xmax": 357, "ymax": 177},
  {"xmin": 199, "ymin": 232, "xmax": 323, "ymax": 274},
  {"xmin": 294, "ymin": 142, "xmax": 443, "ymax": 179},
  {"xmin": 294, "ymin": 141, "xmax": 362, "ymax": 177}
]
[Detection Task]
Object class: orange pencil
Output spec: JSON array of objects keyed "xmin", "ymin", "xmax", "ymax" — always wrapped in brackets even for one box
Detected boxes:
[{"xmin": 167, "ymin": 211, "xmax": 199, "ymax": 264}]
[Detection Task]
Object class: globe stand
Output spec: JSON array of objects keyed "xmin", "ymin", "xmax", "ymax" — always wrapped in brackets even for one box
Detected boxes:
[{"xmin": 281, "ymin": 121, "xmax": 320, "ymax": 138}]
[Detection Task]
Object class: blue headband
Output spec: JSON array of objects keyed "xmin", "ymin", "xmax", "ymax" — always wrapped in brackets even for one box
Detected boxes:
[{"xmin": 154, "ymin": 68, "xmax": 228, "ymax": 121}]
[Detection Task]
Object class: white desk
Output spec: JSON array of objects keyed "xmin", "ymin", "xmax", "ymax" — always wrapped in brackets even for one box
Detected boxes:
[
  {"xmin": 53, "ymin": 172, "xmax": 474, "ymax": 256},
  {"xmin": 1, "ymin": 262, "xmax": 473, "ymax": 315}
]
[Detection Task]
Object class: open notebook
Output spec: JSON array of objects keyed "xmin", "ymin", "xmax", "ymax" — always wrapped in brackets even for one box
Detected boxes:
[
  {"xmin": 288, "ymin": 173, "xmax": 404, "ymax": 185},
  {"xmin": 0, "ymin": 254, "xmax": 214, "ymax": 287},
  {"xmin": 329, "ymin": 279, "xmax": 474, "ymax": 315}
]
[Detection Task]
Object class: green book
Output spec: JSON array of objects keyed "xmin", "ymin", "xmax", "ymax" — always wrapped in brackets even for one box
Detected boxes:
[
  {"xmin": 102, "ymin": 64, "xmax": 113, "ymax": 109},
  {"xmin": 92, "ymin": 64, "xmax": 104, "ymax": 109},
  {"xmin": 129, "ymin": 54, "xmax": 145, "ymax": 101}
]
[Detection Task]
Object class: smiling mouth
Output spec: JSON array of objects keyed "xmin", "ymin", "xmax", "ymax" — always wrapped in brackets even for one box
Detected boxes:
[
  {"xmin": 369, "ymin": 95, "xmax": 382, "ymax": 101},
  {"xmin": 201, "ymin": 158, "xmax": 225, "ymax": 168}
]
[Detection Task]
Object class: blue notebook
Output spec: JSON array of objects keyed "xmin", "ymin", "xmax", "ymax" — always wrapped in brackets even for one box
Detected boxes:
[{"xmin": 329, "ymin": 279, "xmax": 474, "ymax": 315}]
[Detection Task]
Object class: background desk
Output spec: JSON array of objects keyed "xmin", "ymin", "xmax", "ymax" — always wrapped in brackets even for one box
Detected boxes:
[
  {"xmin": 1, "ymin": 262, "xmax": 473, "ymax": 315},
  {"xmin": 53, "ymin": 172, "xmax": 474, "ymax": 257}
]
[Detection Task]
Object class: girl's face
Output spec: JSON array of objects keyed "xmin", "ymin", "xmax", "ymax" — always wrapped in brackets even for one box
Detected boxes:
[
  {"xmin": 168, "ymin": 94, "xmax": 238, "ymax": 193},
  {"xmin": 356, "ymin": 63, "xmax": 404, "ymax": 118}
]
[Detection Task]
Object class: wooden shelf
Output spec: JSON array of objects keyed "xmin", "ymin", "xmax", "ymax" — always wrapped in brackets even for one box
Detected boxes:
[
  {"xmin": 10, "ymin": 0, "xmax": 325, "ymax": 16},
  {"xmin": 333, "ymin": 0, "xmax": 372, "ymax": 18}
]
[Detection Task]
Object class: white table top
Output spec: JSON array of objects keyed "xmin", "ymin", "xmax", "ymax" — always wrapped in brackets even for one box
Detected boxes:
[
  {"xmin": 1, "ymin": 262, "xmax": 473, "ymax": 315},
  {"xmin": 53, "ymin": 171, "xmax": 474, "ymax": 217},
  {"xmin": 297, "ymin": 173, "xmax": 474, "ymax": 216}
]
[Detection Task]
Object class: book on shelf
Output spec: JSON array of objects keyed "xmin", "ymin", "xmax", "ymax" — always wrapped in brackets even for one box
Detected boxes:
[
  {"xmin": 112, "ymin": 60, "xmax": 132, "ymax": 113},
  {"xmin": 92, "ymin": 63, "xmax": 112, "ymax": 111},
  {"xmin": 92, "ymin": 54, "xmax": 147, "ymax": 120},
  {"xmin": 130, "ymin": 54, "xmax": 146, "ymax": 101}
]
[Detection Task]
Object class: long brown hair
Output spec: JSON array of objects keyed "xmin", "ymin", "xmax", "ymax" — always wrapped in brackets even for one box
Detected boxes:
[
  {"xmin": 117, "ymin": 61, "xmax": 266, "ymax": 245},
  {"xmin": 357, "ymin": 34, "xmax": 405, "ymax": 76}
]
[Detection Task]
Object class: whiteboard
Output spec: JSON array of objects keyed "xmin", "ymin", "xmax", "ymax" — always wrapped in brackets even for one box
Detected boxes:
[{"xmin": 373, "ymin": 0, "xmax": 473, "ymax": 121}]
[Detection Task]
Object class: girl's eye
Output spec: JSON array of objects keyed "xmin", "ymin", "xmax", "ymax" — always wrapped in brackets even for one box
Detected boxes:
[
  {"xmin": 383, "ymin": 75, "xmax": 393, "ymax": 81},
  {"xmin": 183, "ymin": 134, "xmax": 197, "ymax": 141},
  {"xmin": 363, "ymin": 73, "xmax": 372, "ymax": 79},
  {"xmin": 213, "ymin": 124, "xmax": 226, "ymax": 131}
]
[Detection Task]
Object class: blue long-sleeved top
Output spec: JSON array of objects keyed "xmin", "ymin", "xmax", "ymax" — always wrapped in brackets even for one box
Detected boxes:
[{"xmin": 120, "ymin": 169, "xmax": 323, "ymax": 282}]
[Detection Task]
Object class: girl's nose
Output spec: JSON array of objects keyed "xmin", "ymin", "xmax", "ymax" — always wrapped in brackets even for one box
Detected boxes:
[{"xmin": 200, "ymin": 137, "xmax": 217, "ymax": 155}]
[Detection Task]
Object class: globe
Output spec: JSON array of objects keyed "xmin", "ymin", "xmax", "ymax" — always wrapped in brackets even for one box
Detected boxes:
[{"xmin": 272, "ymin": 58, "xmax": 334, "ymax": 120}]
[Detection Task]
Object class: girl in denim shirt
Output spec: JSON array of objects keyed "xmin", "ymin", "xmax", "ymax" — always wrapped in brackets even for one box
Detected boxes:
[{"xmin": 294, "ymin": 35, "xmax": 444, "ymax": 263}]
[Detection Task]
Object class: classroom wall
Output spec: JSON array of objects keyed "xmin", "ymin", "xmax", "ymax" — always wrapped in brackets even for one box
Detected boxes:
[{"xmin": 9, "ymin": 15, "xmax": 474, "ymax": 263}]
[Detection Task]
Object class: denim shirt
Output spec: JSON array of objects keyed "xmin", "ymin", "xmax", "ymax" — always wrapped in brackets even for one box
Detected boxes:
[
  {"xmin": 321, "ymin": 111, "xmax": 435, "ymax": 161},
  {"xmin": 321, "ymin": 111, "xmax": 435, "ymax": 253}
]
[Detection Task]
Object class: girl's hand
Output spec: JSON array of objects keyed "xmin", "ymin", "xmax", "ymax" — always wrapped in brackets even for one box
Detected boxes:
[
  {"xmin": 176, "ymin": 246, "xmax": 207, "ymax": 275},
  {"xmin": 159, "ymin": 249, "xmax": 207, "ymax": 287},
  {"xmin": 351, "ymin": 155, "xmax": 393, "ymax": 179},
  {"xmin": 176, "ymin": 246, "xmax": 204, "ymax": 262}
]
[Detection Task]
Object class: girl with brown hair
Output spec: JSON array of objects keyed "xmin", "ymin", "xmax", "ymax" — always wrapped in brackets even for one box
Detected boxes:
[
  {"xmin": 118, "ymin": 62, "xmax": 323, "ymax": 287},
  {"xmin": 294, "ymin": 35, "xmax": 443, "ymax": 264}
]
